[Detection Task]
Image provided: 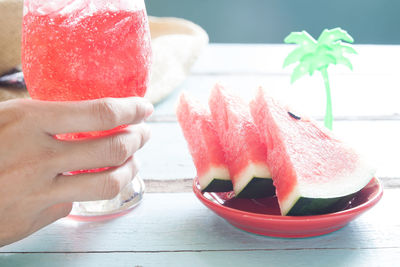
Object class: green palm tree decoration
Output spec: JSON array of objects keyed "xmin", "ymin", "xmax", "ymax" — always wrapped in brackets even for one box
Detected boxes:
[{"xmin": 283, "ymin": 27, "xmax": 357, "ymax": 130}]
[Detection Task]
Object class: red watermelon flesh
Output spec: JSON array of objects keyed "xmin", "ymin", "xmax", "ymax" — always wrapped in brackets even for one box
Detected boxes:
[
  {"xmin": 209, "ymin": 84, "xmax": 274, "ymax": 198},
  {"xmin": 176, "ymin": 93, "xmax": 232, "ymax": 192},
  {"xmin": 250, "ymin": 88, "xmax": 376, "ymax": 215}
]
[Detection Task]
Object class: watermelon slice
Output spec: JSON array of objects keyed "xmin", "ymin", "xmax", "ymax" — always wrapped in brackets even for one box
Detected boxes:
[
  {"xmin": 209, "ymin": 84, "xmax": 274, "ymax": 198},
  {"xmin": 250, "ymin": 88, "xmax": 376, "ymax": 216},
  {"xmin": 176, "ymin": 93, "xmax": 232, "ymax": 192}
]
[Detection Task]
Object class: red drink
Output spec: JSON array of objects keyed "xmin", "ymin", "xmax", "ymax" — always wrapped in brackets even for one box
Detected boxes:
[
  {"xmin": 21, "ymin": 1, "xmax": 152, "ymax": 218},
  {"xmin": 22, "ymin": 3, "xmax": 152, "ymax": 140},
  {"xmin": 22, "ymin": 7, "xmax": 151, "ymax": 101}
]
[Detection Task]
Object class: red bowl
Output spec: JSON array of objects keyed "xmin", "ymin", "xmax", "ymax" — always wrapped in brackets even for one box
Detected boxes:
[{"xmin": 193, "ymin": 177, "xmax": 383, "ymax": 238}]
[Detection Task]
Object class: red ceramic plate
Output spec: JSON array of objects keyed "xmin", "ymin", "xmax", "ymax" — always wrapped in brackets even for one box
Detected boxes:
[{"xmin": 193, "ymin": 177, "xmax": 383, "ymax": 238}]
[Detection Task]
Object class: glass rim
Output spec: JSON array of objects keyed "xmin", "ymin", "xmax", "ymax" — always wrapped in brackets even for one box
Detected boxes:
[{"xmin": 23, "ymin": 0, "xmax": 146, "ymax": 16}]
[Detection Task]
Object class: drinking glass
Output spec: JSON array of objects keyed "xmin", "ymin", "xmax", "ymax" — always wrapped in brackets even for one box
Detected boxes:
[{"xmin": 21, "ymin": 0, "xmax": 152, "ymax": 219}]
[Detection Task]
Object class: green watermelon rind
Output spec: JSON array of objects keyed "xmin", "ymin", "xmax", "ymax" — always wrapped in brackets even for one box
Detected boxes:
[
  {"xmin": 202, "ymin": 179, "xmax": 233, "ymax": 192},
  {"xmin": 232, "ymin": 162, "xmax": 275, "ymax": 198},
  {"xmin": 286, "ymin": 193, "xmax": 357, "ymax": 216},
  {"xmin": 198, "ymin": 166, "xmax": 232, "ymax": 192},
  {"xmin": 235, "ymin": 177, "xmax": 275, "ymax": 198}
]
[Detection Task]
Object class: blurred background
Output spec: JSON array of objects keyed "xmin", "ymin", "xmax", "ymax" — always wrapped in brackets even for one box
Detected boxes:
[{"xmin": 147, "ymin": 0, "xmax": 400, "ymax": 44}]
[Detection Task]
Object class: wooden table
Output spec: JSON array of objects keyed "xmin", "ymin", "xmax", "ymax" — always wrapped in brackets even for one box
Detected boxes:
[{"xmin": 1, "ymin": 44, "xmax": 400, "ymax": 266}]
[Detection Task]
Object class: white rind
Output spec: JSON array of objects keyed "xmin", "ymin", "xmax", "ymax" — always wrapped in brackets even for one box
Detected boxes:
[
  {"xmin": 198, "ymin": 166, "xmax": 230, "ymax": 190},
  {"xmin": 299, "ymin": 155, "xmax": 376, "ymax": 198},
  {"xmin": 234, "ymin": 162, "xmax": 272, "ymax": 195}
]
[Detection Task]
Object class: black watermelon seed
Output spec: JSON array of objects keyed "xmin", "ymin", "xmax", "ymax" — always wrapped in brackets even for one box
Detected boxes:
[{"xmin": 288, "ymin": 111, "xmax": 301, "ymax": 120}]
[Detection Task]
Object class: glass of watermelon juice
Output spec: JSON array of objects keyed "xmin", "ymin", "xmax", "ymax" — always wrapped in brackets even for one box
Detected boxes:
[{"xmin": 21, "ymin": 0, "xmax": 152, "ymax": 219}]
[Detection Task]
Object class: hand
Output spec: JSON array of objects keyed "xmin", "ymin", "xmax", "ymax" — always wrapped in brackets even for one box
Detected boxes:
[{"xmin": 0, "ymin": 97, "xmax": 153, "ymax": 247}]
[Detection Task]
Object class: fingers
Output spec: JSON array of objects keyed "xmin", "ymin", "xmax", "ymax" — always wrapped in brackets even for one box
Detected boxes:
[
  {"xmin": 53, "ymin": 124, "xmax": 150, "ymax": 174},
  {"xmin": 51, "ymin": 157, "xmax": 139, "ymax": 203},
  {"xmin": 31, "ymin": 203, "xmax": 72, "ymax": 235},
  {"xmin": 20, "ymin": 97, "xmax": 154, "ymax": 135}
]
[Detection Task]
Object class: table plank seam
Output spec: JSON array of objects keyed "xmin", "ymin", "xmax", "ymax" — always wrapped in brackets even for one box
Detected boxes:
[
  {"xmin": 190, "ymin": 71, "xmax": 398, "ymax": 77},
  {"xmin": 147, "ymin": 115, "xmax": 400, "ymax": 123},
  {"xmin": 2, "ymin": 247, "xmax": 400, "ymax": 254}
]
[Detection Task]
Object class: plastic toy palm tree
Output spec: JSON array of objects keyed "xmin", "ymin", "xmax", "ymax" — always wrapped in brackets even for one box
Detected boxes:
[{"xmin": 283, "ymin": 27, "xmax": 357, "ymax": 130}]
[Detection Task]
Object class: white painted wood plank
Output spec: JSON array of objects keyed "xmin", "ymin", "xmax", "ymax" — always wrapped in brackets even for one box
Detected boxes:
[
  {"xmin": 152, "ymin": 73, "xmax": 400, "ymax": 119},
  {"xmin": 137, "ymin": 121, "xmax": 400, "ymax": 180},
  {"xmin": 1, "ymin": 249, "xmax": 400, "ymax": 267},
  {"xmin": 192, "ymin": 44, "xmax": 400, "ymax": 76},
  {"xmin": 0, "ymin": 189, "xmax": 397, "ymax": 253}
]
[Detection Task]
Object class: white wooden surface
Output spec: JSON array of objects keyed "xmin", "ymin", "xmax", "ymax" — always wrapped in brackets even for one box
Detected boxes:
[
  {"xmin": 0, "ymin": 190, "xmax": 398, "ymax": 266},
  {"xmin": 1, "ymin": 44, "xmax": 399, "ymax": 266},
  {"xmin": 2, "ymin": 249, "xmax": 400, "ymax": 267}
]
